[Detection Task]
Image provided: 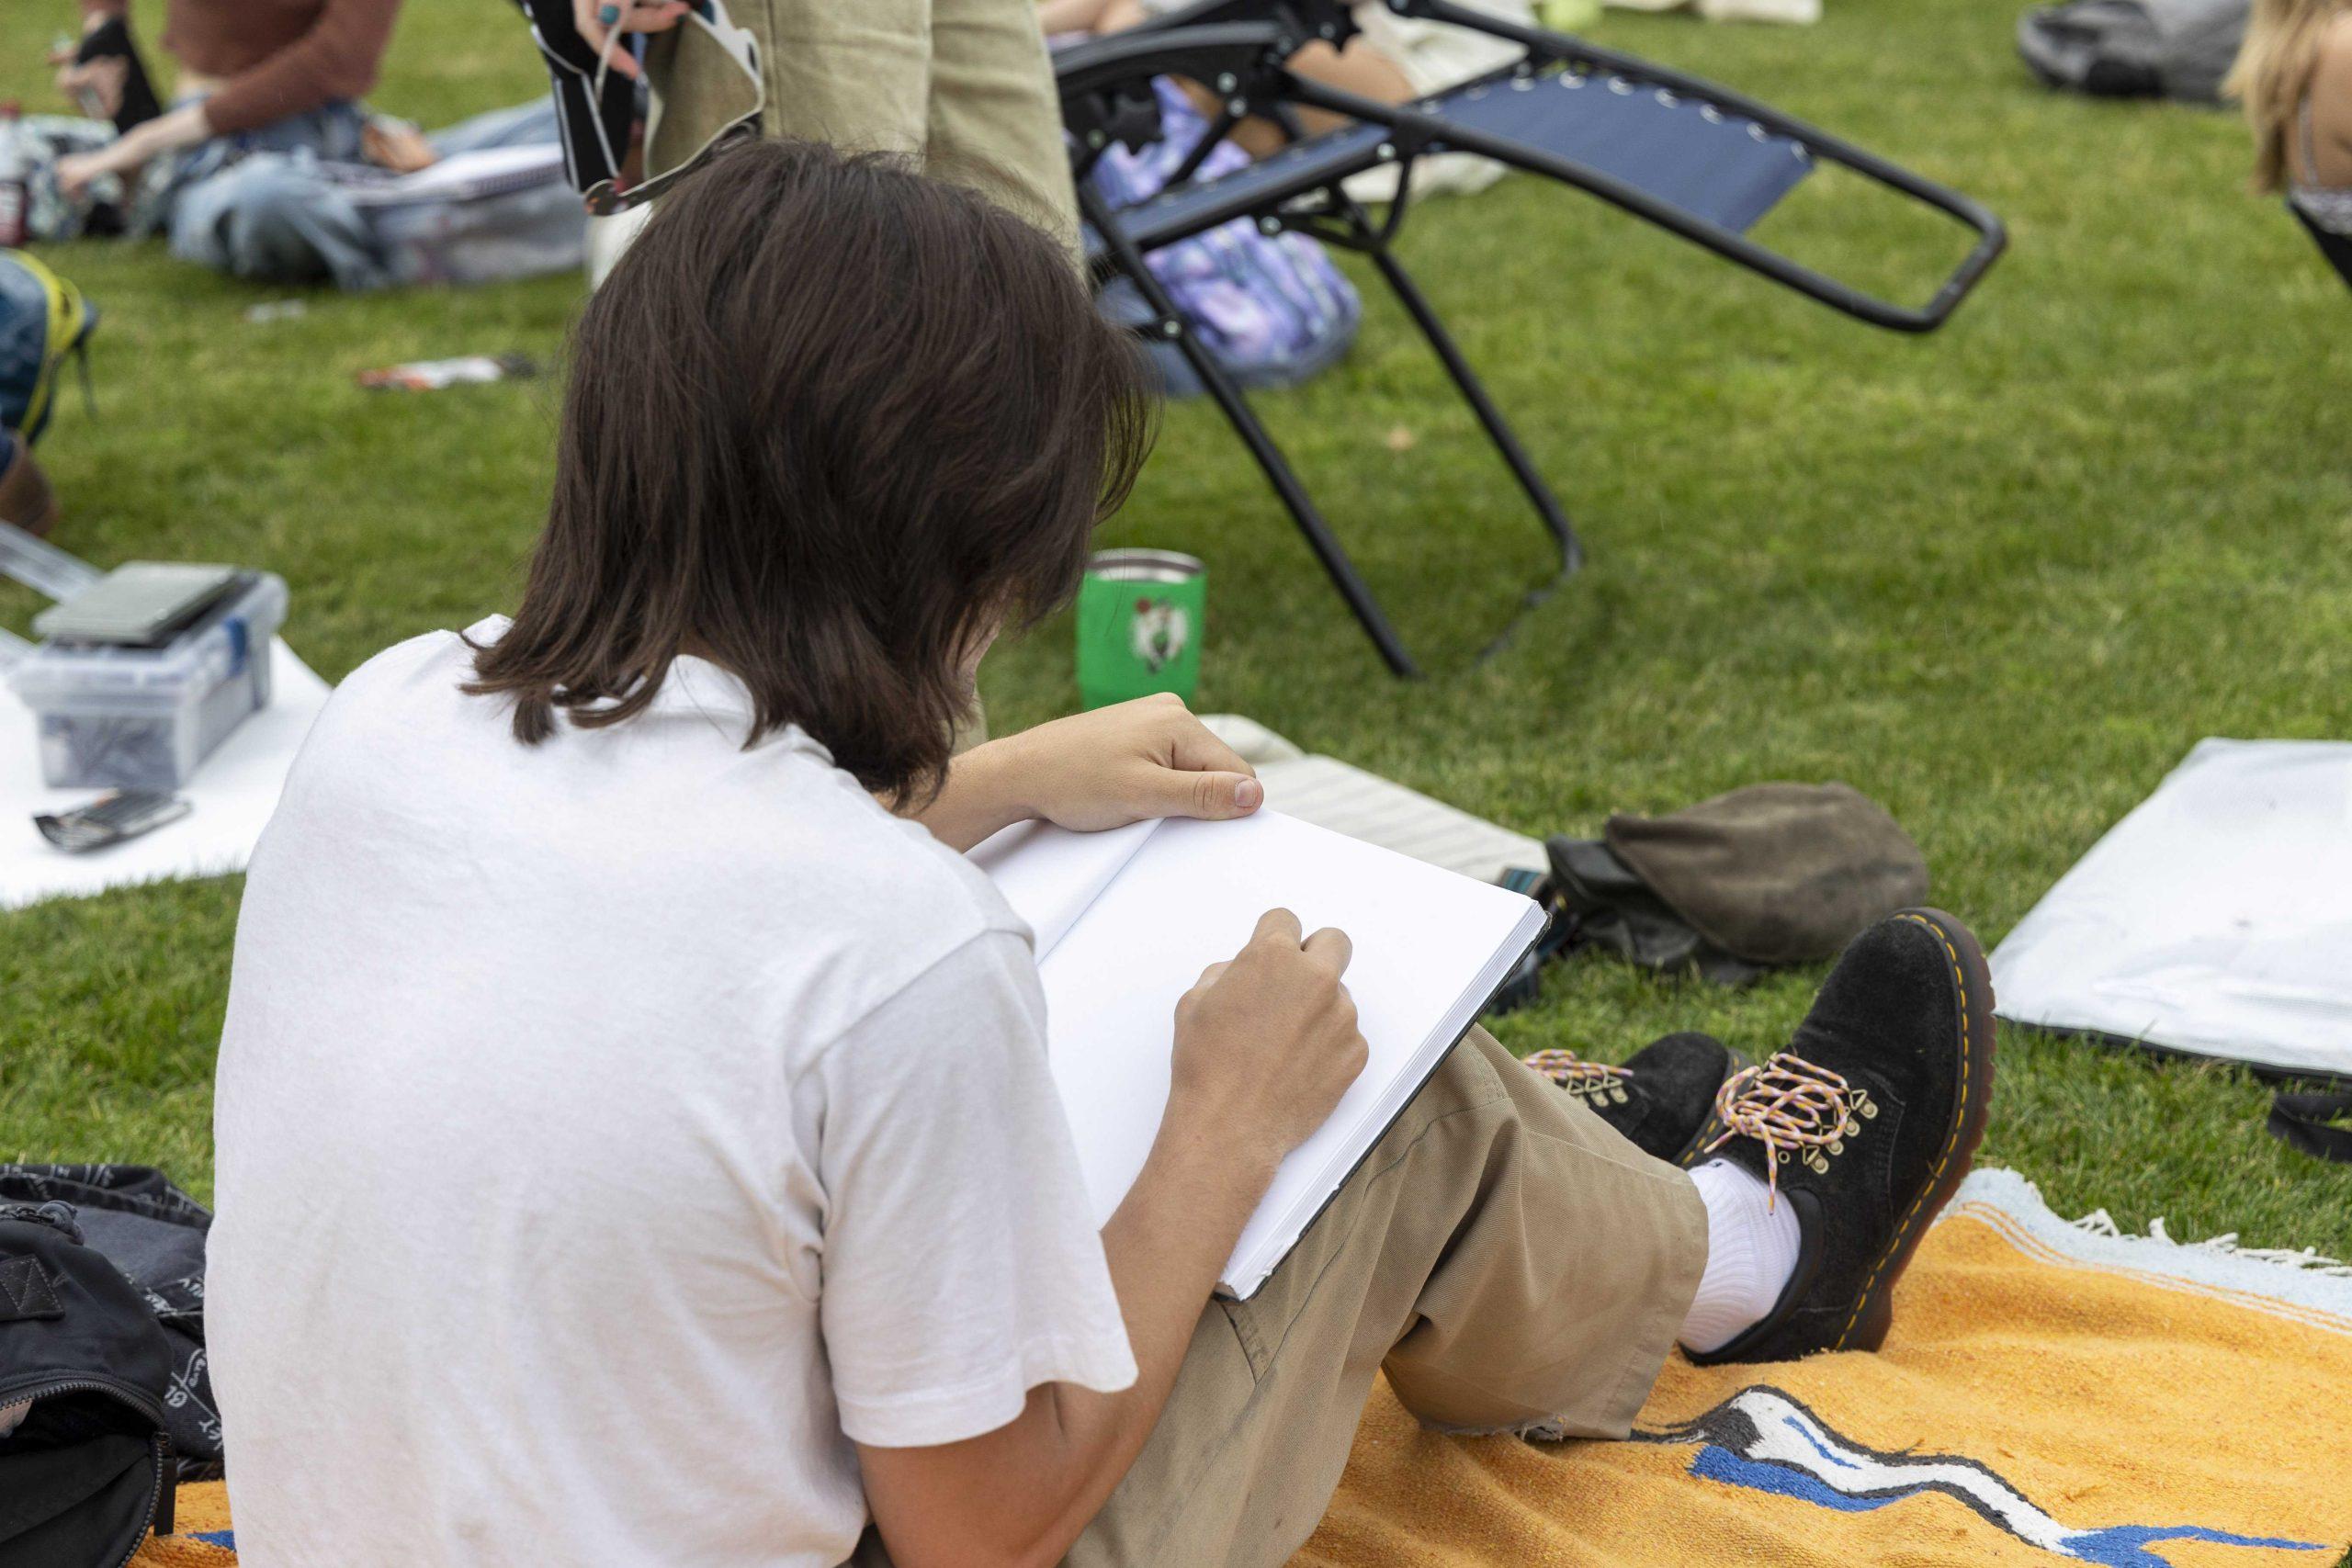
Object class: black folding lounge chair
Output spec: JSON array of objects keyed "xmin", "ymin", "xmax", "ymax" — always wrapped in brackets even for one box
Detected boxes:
[{"xmin": 1058, "ymin": 0, "xmax": 2007, "ymax": 676}]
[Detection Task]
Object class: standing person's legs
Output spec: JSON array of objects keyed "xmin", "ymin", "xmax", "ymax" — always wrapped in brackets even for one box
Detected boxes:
[
  {"xmin": 651, "ymin": 0, "xmax": 930, "ymax": 168},
  {"xmin": 852, "ymin": 1026, "xmax": 1707, "ymax": 1568},
  {"xmin": 648, "ymin": 0, "xmax": 1076, "ymax": 247},
  {"xmin": 926, "ymin": 0, "xmax": 1082, "ymax": 253}
]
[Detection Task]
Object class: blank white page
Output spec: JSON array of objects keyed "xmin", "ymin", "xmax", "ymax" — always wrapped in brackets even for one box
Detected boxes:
[
  {"xmin": 969, "ymin": 817, "xmax": 1159, "ymax": 958},
  {"xmin": 1023, "ymin": 810, "xmax": 1543, "ymax": 1296}
]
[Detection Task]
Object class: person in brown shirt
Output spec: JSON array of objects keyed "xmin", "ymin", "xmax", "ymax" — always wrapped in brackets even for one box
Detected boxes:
[
  {"xmin": 54, "ymin": 0, "xmax": 404, "ymax": 198},
  {"xmin": 46, "ymin": 0, "xmax": 574, "ymax": 288}
]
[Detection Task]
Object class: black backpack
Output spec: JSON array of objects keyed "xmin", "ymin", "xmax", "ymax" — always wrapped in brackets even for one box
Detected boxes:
[
  {"xmin": 0, "ymin": 1167, "xmax": 220, "ymax": 1475},
  {"xmin": 0, "ymin": 1201, "xmax": 176, "ymax": 1568}
]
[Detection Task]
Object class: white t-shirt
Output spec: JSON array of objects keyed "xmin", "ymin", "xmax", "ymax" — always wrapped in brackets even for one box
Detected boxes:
[{"xmin": 208, "ymin": 621, "xmax": 1137, "ymax": 1568}]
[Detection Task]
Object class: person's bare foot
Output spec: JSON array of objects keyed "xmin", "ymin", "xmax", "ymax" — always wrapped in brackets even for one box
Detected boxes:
[{"xmin": 361, "ymin": 116, "xmax": 440, "ymax": 175}]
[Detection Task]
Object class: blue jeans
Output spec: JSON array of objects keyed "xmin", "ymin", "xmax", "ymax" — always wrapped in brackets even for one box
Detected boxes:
[{"xmin": 166, "ymin": 99, "xmax": 566, "ymax": 291}]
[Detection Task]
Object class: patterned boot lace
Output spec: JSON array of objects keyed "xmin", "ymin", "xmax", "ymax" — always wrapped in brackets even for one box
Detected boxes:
[
  {"xmin": 1700, "ymin": 1053, "xmax": 1876, "ymax": 1207},
  {"xmin": 1522, "ymin": 1049, "xmax": 1634, "ymax": 1105}
]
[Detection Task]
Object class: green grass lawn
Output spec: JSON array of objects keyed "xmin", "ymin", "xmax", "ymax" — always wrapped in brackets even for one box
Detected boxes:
[{"xmin": 4, "ymin": 0, "xmax": 2350, "ymax": 1259}]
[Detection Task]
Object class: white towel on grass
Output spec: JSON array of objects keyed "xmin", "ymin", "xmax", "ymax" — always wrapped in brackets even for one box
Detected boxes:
[{"xmin": 1990, "ymin": 738, "xmax": 2352, "ymax": 1080}]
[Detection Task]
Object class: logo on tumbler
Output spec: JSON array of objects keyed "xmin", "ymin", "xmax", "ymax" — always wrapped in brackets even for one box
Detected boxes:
[{"xmin": 1131, "ymin": 598, "xmax": 1191, "ymax": 672}]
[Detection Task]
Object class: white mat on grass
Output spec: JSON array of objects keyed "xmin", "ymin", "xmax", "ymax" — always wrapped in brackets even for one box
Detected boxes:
[
  {"xmin": 1201, "ymin": 714, "xmax": 1545, "ymax": 886},
  {"xmin": 1990, "ymin": 738, "xmax": 2352, "ymax": 1079},
  {"xmin": 0, "ymin": 640, "xmax": 330, "ymax": 911}
]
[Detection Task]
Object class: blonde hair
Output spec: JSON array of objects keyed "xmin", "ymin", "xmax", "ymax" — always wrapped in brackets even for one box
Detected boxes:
[{"xmin": 2226, "ymin": 0, "xmax": 2348, "ymax": 190}]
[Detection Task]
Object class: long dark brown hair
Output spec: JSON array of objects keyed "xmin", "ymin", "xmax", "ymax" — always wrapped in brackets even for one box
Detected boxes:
[{"xmin": 467, "ymin": 137, "xmax": 1153, "ymax": 799}]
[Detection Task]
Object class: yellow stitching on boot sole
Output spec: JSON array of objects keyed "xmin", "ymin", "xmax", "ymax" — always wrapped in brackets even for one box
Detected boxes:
[{"xmin": 1836, "ymin": 913, "xmax": 1973, "ymax": 1348}]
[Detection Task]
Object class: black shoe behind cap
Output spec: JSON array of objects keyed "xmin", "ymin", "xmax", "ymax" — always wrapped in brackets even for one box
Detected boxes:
[{"xmin": 1526, "ymin": 1032, "xmax": 1748, "ymax": 1166}]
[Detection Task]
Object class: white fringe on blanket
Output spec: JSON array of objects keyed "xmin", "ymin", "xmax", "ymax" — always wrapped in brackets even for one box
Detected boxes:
[
  {"xmin": 2067, "ymin": 1207, "xmax": 2352, "ymax": 1278},
  {"xmin": 1939, "ymin": 1168, "xmax": 2352, "ymax": 1331}
]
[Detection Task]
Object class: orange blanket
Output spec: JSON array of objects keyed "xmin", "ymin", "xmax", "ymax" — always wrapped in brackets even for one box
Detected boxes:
[
  {"xmin": 134, "ymin": 1171, "xmax": 2352, "ymax": 1568},
  {"xmin": 1295, "ymin": 1170, "xmax": 2352, "ymax": 1568}
]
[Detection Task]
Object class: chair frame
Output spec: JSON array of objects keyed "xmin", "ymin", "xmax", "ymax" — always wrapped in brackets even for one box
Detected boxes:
[{"xmin": 1059, "ymin": 0, "xmax": 2007, "ymax": 676}]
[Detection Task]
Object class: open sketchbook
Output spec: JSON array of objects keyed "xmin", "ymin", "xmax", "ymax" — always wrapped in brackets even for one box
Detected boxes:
[{"xmin": 972, "ymin": 810, "xmax": 1544, "ymax": 1299}]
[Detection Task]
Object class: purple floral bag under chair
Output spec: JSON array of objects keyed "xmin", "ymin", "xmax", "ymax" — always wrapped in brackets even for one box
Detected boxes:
[{"xmin": 1087, "ymin": 77, "xmax": 1363, "ymax": 397}]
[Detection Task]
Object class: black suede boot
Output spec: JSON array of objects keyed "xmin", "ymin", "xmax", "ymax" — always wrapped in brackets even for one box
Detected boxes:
[
  {"xmin": 1678, "ymin": 908, "xmax": 1996, "ymax": 1364},
  {"xmin": 1525, "ymin": 1032, "xmax": 1748, "ymax": 1165}
]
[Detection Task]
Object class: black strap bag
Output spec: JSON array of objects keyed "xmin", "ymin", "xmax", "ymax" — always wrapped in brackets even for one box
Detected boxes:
[
  {"xmin": 0, "ymin": 1201, "xmax": 176, "ymax": 1568},
  {"xmin": 2267, "ymin": 1090, "xmax": 2352, "ymax": 1166}
]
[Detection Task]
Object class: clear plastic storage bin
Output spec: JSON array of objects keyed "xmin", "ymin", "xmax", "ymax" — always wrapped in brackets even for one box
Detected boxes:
[{"xmin": 10, "ymin": 572, "xmax": 288, "ymax": 792}]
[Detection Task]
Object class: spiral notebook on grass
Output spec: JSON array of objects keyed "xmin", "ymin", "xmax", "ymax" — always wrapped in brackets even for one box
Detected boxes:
[{"xmin": 972, "ymin": 809, "xmax": 1545, "ymax": 1299}]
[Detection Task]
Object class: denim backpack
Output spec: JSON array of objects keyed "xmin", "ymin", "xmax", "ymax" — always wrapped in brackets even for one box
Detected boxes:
[{"xmin": 0, "ymin": 249, "xmax": 97, "ymax": 446}]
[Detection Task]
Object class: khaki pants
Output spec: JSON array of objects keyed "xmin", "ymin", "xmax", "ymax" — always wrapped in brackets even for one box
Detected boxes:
[
  {"xmin": 647, "ymin": 0, "xmax": 1080, "ymax": 252},
  {"xmin": 856, "ymin": 1027, "xmax": 1708, "ymax": 1567}
]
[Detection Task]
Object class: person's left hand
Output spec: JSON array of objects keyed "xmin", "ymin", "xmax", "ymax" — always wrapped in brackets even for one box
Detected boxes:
[
  {"xmin": 991, "ymin": 694, "xmax": 1264, "ymax": 833},
  {"xmin": 918, "ymin": 694, "xmax": 1265, "ymax": 851}
]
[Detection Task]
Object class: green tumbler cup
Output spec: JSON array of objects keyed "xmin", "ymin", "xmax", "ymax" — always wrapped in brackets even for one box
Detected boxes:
[{"xmin": 1076, "ymin": 549, "xmax": 1205, "ymax": 709}]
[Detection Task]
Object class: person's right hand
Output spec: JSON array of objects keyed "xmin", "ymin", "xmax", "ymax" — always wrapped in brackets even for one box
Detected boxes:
[
  {"xmin": 570, "ymin": 0, "xmax": 691, "ymax": 80},
  {"xmin": 1170, "ymin": 908, "xmax": 1368, "ymax": 1175}
]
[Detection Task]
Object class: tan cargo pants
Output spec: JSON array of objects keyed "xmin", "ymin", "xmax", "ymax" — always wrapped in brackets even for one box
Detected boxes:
[
  {"xmin": 854, "ymin": 1025, "xmax": 1708, "ymax": 1567},
  {"xmin": 646, "ymin": 0, "xmax": 1080, "ymax": 252}
]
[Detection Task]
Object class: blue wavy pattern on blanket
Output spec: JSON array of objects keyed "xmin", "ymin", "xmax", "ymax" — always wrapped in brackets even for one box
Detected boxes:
[
  {"xmin": 1089, "ymin": 77, "xmax": 1362, "ymax": 397},
  {"xmin": 1650, "ymin": 1386, "xmax": 2332, "ymax": 1568}
]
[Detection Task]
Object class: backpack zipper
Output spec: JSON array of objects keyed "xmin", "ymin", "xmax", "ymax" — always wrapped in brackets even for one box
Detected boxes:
[
  {"xmin": 0, "ymin": 1373, "xmax": 174, "ymax": 1566},
  {"xmin": 110, "ymin": 1429, "xmax": 168, "ymax": 1568}
]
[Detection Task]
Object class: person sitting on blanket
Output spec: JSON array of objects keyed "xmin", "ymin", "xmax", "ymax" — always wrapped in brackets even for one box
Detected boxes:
[
  {"xmin": 207, "ymin": 137, "xmax": 1999, "ymax": 1568},
  {"xmin": 48, "ymin": 0, "xmax": 562, "ymax": 289}
]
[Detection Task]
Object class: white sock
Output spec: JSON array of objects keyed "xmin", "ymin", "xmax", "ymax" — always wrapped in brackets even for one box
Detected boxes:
[{"xmin": 1678, "ymin": 1158, "xmax": 1804, "ymax": 1354}]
